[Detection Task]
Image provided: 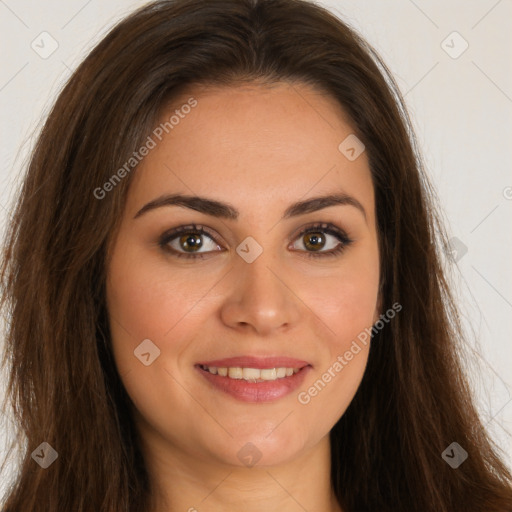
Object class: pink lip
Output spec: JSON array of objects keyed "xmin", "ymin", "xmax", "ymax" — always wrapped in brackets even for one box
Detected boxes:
[
  {"xmin": 196, "ymin": 356, "xmax": 311, "ymax": 369},
  {"xmin": 195, "ymin": 357, "xmax": 312, "ymax": 403}
]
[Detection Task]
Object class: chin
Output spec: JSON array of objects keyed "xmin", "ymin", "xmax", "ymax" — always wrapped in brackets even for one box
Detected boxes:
[{"xmin": 206, "ymin": 427, "xmax": 313, "ymax": 469}]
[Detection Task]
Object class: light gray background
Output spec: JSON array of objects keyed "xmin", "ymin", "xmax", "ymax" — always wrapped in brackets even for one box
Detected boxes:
[{"xmin": 1, "ymin": 0, "xmax": 511, "ymax": 494}]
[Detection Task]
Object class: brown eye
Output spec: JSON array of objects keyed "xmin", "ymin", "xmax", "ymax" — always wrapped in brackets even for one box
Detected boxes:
[
  {"xmin": 159, "ymin": 222, "xmax": 353, "ymax": 260},
  {"xmin": 302, "ymin": 231, "xmax": 326, "ymax": 252},
  {"xmin": 177, "ymin": 233, "xmax": 204, "ymax": 252},
  {"xmin": 290, "ymin": 223, "xmax": 353, "ymax": 258},
  {"xmin": 159, "ymin": 224, "xmax": 222, "ymax": 259}
]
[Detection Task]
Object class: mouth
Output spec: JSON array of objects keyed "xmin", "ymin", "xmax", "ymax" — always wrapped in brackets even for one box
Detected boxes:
[{"xmin": 195, "ymin": 356, "xmax": 312, "ymax": 403}]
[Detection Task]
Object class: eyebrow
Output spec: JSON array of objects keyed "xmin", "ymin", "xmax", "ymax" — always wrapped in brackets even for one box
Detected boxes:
[{"xmin": 133, "ymin": 192, "xmax": 367, "ymax": 223}]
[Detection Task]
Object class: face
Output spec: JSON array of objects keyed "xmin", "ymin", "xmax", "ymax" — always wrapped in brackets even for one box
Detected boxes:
[{"xmin": 105, "ymin": 81, "xmax": 380, "ymax": 470}]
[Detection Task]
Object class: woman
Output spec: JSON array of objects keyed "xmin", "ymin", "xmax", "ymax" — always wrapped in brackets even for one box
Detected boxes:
[{"xmin": 1, "ymin": 0, "xmax": 511, "ymax": 511}]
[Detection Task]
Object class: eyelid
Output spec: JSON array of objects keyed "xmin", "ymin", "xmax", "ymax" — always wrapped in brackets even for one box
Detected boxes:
[{"xmin": 159, "ymin": 223, "xmax": 222, "ymax": 244}]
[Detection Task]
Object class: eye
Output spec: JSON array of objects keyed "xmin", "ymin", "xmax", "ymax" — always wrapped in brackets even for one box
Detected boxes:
[
  {"xmin": 289, "ymin": 222, "xmax": 353, "ymax": 259},
  {"xmin": 158, "ymin": 224, "xmax": 222, "ymax": 259},
  {"xmin": 158, "ymin": 222, "xmax": 353, "ymax": 260}
]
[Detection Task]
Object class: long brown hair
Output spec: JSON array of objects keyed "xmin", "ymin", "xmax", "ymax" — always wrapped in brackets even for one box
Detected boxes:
[{"xmin": 1, "ymin": 1, "xmax": 511, "ymax": 510}]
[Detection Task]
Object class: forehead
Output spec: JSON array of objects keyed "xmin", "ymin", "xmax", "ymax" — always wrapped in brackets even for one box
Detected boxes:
[{"xmin": 125, "ymin": 81, "xmax": 375, "ymax": 222}]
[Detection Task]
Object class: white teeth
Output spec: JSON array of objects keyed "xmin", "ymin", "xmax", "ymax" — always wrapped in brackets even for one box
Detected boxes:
[
  {"xmin": 242, "ymin": 368, "xmax": 260, "ymax": 380},
  {"xmin": 202, "ymin": 365, "xmax": 302, "ymax": 381},
  {"xmin": 228, "ymin": 367, "xmax": 243, "ymax": 379},
  {"xmin": 260, "ymin": 368, "xmax": 277, "ymax": 380},
  {"xmin": 276, "ymin": 367, "xmax": 286, "ymax": 378}
]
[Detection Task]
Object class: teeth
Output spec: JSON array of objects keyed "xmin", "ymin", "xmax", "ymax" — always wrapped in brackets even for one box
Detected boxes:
[
  {"xmin": 202, "ymin": 365, "xmax": 302, "ymax": 381},
  {"xmin": 242, "ymin": 368, "xmax": 260, "ymax": 380},
  {"xmin": 261, "ymin": 368, "xmax": 277, "ymax": 380},
  {"xmin": 276, "ymin": 367, "xmax": 286, "ymax": 378},
  {"xmin": 228, "ymin": 367, "xmax": 243, "ymax": 379}
]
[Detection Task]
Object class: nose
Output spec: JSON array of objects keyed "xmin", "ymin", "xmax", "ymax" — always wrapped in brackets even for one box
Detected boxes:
[{"xmin": 219, "ymin": 249, "xmax": 302, "ymax": 336}]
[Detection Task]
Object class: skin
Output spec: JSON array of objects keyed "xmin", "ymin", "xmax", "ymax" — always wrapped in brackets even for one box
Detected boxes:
[{"xmin": 106, "ymin": 81, "xmax": 381, "ymax": 512}]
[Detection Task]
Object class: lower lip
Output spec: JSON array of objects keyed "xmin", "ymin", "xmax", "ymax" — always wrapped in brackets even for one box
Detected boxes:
[{"xmin": 196, "ymin": 365, "xmax": 311, "ymax": 403}]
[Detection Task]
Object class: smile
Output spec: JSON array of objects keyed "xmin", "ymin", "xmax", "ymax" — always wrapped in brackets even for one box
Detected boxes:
[{"xmin": 195, "ymin": 356, "xmax": 312, "ymax": 402}]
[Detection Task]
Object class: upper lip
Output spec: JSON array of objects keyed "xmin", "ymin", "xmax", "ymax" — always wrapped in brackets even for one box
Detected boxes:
[{"xmin": 196, "ymin": 356, "xmax": 311, "ymax": 369}]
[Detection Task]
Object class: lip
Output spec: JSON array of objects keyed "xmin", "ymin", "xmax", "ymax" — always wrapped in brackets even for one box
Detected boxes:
[
  {"xmin": 195, "ymin": 356, "xmax": 311, "ymax": 370},
  {"xmin": 195, "ymin": 364, "xmax": 312, "ymax": 403}
]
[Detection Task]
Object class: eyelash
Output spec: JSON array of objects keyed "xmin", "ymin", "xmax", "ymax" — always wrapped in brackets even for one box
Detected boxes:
[{"xmin": 158, "ymin": 222, "xmax": 353, "ymax": 260}]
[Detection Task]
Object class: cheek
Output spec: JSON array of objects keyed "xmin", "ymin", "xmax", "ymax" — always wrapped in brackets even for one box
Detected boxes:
[
  {"xmin": 295, "ymin": 276, "xmax": 375, "ymax": 434},
  {"xmin": 106, "ymin": 228, "xmax": 221, "ymax": 329},
  {"xmin": 304, "ymin": 239, "xmax": 380, "ymax": 344},
  {"xmin": 105, "ymin": 242, "xmax": 217, "ymax": 455},
  {"xmin": 293, "ymin": 242, "xmax": 378, "ymax": 420},
  {"xmin": 104, "ymin": 236, "xmax": 212, "ymax": 377}
]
